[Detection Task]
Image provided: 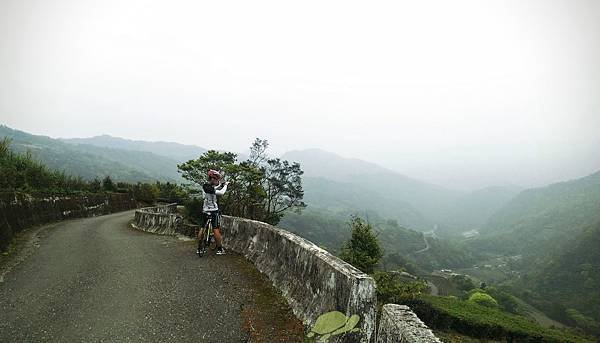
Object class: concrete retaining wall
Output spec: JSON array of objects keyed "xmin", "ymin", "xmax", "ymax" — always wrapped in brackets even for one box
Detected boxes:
[
  {"xmin": 132, "ymin": 204, "xmax": 197, "ymax": 237},
  {"xmin": 0, "ymin": 192, "xmax": 137, "ymax": 251},
  {"xmin": 377, "ymin": 304, "xmax": 441, "ymax": 343},
  {"xmin": 221, "ymin": 216, "xmax": 377, "ymax": 343}
]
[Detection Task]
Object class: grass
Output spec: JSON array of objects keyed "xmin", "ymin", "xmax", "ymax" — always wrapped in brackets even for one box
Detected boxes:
[{"xmin": 434, "ymin": 330, "xmax": 503, "ymax": 342}]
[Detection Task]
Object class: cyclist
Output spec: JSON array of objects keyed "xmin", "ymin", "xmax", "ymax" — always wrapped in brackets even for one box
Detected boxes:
[{"xmin": 197, "ymin": 169, "xmax": 228, "ymax": 256}]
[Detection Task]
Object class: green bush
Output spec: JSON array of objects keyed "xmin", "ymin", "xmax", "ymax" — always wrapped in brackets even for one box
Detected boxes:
[
  {"xmin": 132, "ymin": 183, "xmax": 159, "ymax": 205},
  {"xmin": 184, "ymin": 197, "xmax": 204, "ymax": 225},
  {"xmin": 484, "ymin": 287, "xmax": 520, "ymax": 314},
  {"xmin": 450, "ymin": 274, "xmax": 476, "ymax": 292},
  {"xmin": 468, "ymin": 292, "xmax": 499, "ymax": 308}
]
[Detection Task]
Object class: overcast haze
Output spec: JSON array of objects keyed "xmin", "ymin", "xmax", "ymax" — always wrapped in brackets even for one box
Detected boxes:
[{"xmin": 1, "ymin": 0, "xmax": 599, "ymax": 190}]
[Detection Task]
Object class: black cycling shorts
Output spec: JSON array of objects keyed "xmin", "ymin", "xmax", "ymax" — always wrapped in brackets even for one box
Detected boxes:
[{"xmin": 202, "ymin": 210, "xmax": 221, "ymax": 229}]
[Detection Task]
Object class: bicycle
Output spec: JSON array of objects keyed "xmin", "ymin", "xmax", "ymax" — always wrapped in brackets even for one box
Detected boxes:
[{"xmin": 197, "ymin": 211, "xmax": 217, "ymax": 257}]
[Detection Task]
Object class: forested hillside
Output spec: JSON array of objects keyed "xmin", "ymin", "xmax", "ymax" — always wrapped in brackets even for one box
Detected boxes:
[
  {"xmin": 474, "ymin": 170, "xmax": 600, "ymax": 255},
  {"xmin": 509, "ymin": 223, "xmax": 600, "ymax": 334},
  {"xmin": 0, "ymin": 125, "xmax": 182, "ymax": 182}
]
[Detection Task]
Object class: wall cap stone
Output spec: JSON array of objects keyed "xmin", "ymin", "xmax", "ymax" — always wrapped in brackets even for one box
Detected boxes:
[{"xmin": 377, "ymin": 304, "xmax": 441, "ymax": 343}]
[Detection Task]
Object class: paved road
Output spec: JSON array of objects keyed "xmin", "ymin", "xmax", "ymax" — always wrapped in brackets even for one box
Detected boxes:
[
  {"xmin": 414, "ymin": 233, "xmax": 431, "ymax": 254},
  {"xmin": 426, "ymin": 280, "xmax": 439, "ymax": 296},
  {"xmin": 0, "ymin": 211, "xmax": 302, "ymax": 342}
]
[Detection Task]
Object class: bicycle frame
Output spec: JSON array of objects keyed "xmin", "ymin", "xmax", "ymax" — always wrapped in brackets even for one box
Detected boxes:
[{"xmin": 199, "ymin": 214, "xmax": 216, "ymax": 251}]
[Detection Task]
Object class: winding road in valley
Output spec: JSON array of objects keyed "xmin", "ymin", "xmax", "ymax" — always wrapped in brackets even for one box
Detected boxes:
[
  {"xmin": 414, "ymin": 231, "xmax": 434, "ymax": 254},
  {"xmin": 0, "ymin": 211, "xmax": 302, "ymax": 342}
]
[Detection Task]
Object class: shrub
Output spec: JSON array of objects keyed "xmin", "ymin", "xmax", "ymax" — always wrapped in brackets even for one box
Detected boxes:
[
  {"xmin": 450, "ymin": 274, "xmax": 476, "ymax": 292},
  {"xmin": 184, "ymin": 197, "xmax": 204, "ymax": 225},
  {"xmin": 339, "ymin": 216, "xmax": 382, "ymax": 274},
  {"xmin": 468, "ymin": 292, "xmax": 499, "ymax": 308}
]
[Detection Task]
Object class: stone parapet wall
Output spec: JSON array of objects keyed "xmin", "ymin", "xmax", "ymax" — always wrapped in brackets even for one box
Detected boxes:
[
  {"xmin": 377, "ymin": 304, "xmax": 441, "ymax": 342},
  {"xmin": 221, "ymin": 216, "xmax": 376, "ymax": 343}
]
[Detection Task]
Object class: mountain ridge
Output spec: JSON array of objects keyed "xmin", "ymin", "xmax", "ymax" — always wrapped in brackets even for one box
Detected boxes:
[{"xmin": 61, "ymin": 134, "xmax": 207, "ymax": 162}]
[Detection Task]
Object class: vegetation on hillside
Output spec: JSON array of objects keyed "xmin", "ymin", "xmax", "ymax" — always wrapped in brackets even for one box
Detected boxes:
[
  {"xmin": 476, "ymin": 170, "xmax": 600, "ymax": 255},
  {"xmin": 1, "ymin": 137, "xmax": 91, "ymax": 194},
  {"xmin": 334, "ymin": 212, "xmax": 593, "ymax": 342},
  {"xmin": 408, "ymin": 295, "xmax": 592, "ymax": 343},
  {"xmin": 1, "ymin": 136, "xmax": 186, "ymax": 204},
  {"xmin": 463, "ymin": 171, "xmax": 600, "ymax": 337},
  {"xmin": 1, "ymin": 125, "xmax": 181, "ymax": 182},
  {"xmin": 504, "ymin": 223, "xmax": 600, "ymax": 335}
]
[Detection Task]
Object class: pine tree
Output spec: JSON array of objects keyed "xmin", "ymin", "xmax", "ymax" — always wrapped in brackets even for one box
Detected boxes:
[{"xmin": 340, "ymin": 216, "xmax": 383, "ymax": 274}]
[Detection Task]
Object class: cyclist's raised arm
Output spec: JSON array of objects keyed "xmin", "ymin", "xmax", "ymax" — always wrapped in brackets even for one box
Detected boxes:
[{"xmin": 215, "ymin": 183, "xmax": 228, "ymax": 195}]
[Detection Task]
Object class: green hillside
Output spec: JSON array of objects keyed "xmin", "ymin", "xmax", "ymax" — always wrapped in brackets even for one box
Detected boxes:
[
  {"xmin": 513, "ymin": 223, "xmax": 600, "ymax": 333},
  {"xmin": 476, "ymin": 170, "xmax": 600, "ymax": 254},
  {"xmin": 0, "ymin": 125, "xmax": 182, "ymax": 182},
  {"xmin": 464, "ymin": 170, "xmax": 600, "ymax": 336},
  {"xmin": 411, "ymin": 295, "xmax": 592, "ymax": 343}
]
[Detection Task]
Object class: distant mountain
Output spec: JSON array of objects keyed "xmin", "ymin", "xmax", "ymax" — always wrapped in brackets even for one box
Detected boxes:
[
  {"xmin": 476, "ymin": 170, "xmax": 600, "ymax": 254},
  {"xmin": 62, "ymin": 135, "xmax": 206, "ymax": 162},
  {"xmin": 300, "ymin": 176, "xmax": 431, "ymax": 230},
  {"xmin": 282, "ymin": 148, "xmax": 517, "ymax": 233},
  {"xmin": 0, "ymin": 125, "xmax": 182, "ymax": 182},
  {"xmin": 282, "ymin": 148, "xmax": 391, "ymax": 179},
  {"xmin": 443, "ymin": 185, "xmax": 522, "ymax": 230}
]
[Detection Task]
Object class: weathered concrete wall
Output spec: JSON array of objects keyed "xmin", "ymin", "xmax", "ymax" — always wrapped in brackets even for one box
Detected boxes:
[
  {"xmin": 377, "ymin": 304, "xmax": 441, "ymax": 343},
  {"xmin": 132, "ymin": 204, "xmax": 197, "ymax": 237},
  {"xmin": 0, "ymin": 192, "xmax": 137, "ymax": 251},
  {"xmin": 132, "ymin": 204, "xmax": 179, "ymax": 235},
  {"xmin": 221, "ymin": 216, "xmax": 377, "ymax": 343}
]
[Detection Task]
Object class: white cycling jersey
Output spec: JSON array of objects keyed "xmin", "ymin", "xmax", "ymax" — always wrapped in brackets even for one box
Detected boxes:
[{"xmin": 202, "ymin": 182, "xmax": 227, "ymax": 212}]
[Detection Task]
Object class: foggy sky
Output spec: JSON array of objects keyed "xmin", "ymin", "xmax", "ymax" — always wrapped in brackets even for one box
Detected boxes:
[{"xmin": 1, "ymin": 0, "xmax": 599, "ymax": 190}]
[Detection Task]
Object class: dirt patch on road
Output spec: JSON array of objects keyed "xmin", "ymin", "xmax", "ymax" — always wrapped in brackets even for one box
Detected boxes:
[{"xmin": 234, "ymin": 258, "xmax": 305, "ymax": 342}]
